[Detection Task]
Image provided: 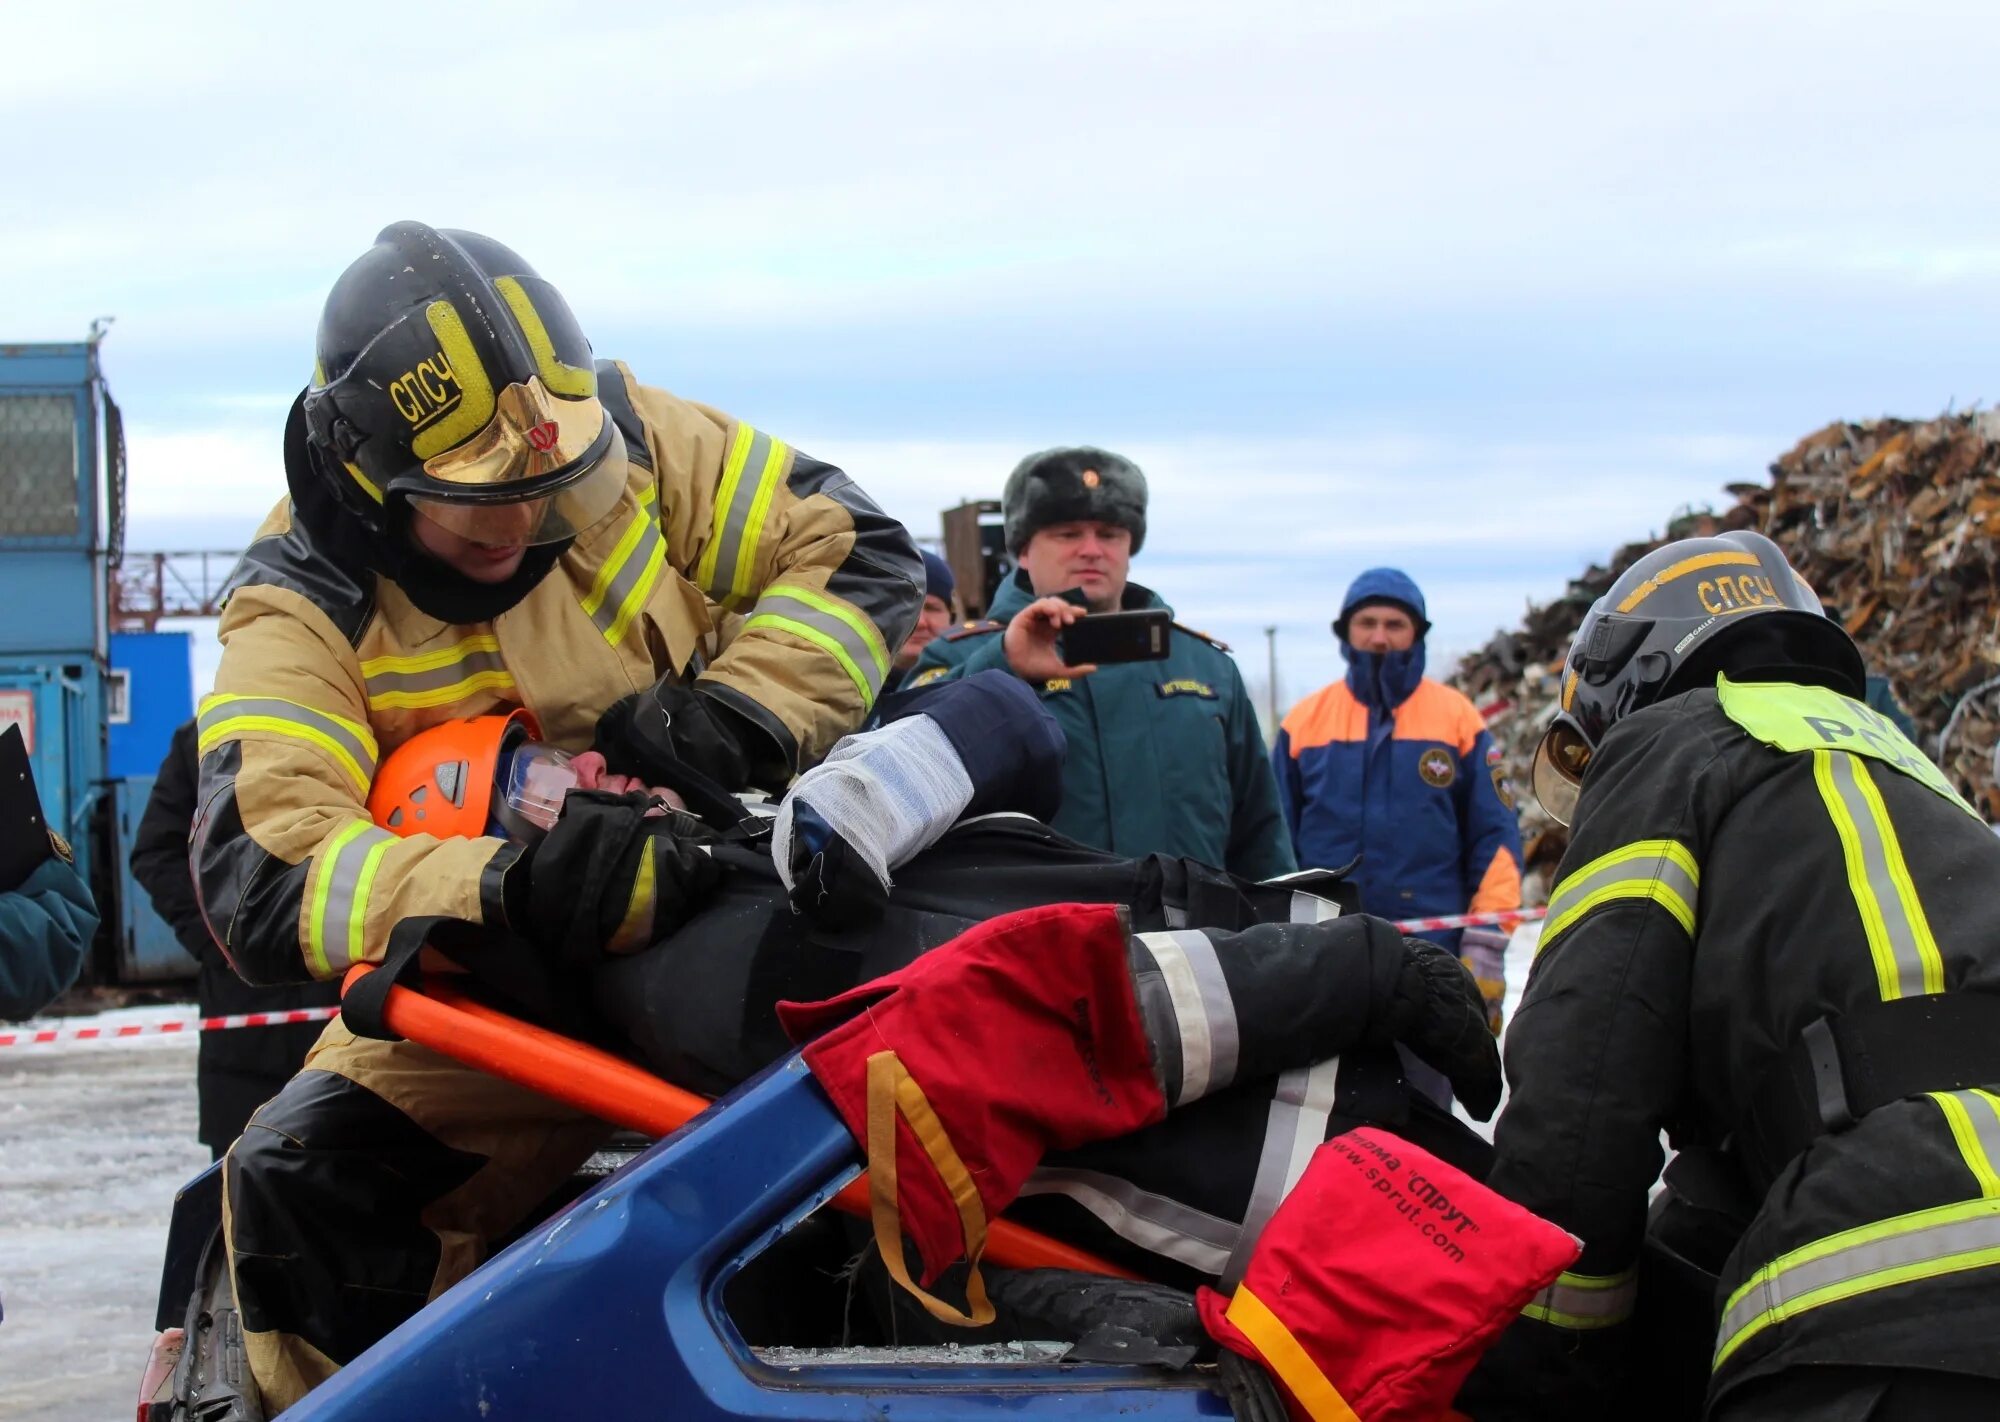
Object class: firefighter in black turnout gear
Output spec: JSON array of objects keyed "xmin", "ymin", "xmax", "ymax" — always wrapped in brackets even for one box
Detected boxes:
[{"xmin": 1461, "ymin": 531, "xmax": 2000, "ymax": 1421}]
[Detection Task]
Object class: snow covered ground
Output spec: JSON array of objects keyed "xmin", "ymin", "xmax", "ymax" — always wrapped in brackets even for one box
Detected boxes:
[
  {"xmin": 0, "ymin": 1004, "xmax": 207, "ymax": 1421},
  {"xmin": 0, "ymin": 926, "xmax": 1539, "ymax": 1420}
]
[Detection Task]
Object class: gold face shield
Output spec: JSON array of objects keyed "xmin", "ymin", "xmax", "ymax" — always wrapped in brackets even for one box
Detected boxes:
[
  {"xmin": 1530, "ymin": 719, "xmax": 1594, "ymax": 828},
  {"xmin": 406, "ymin": 378, "xmax": 629, "ymax": 546}
]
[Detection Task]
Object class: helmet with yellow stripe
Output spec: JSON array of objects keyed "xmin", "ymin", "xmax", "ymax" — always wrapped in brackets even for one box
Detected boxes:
[
  {"xmin": 299, "ymin": 222, "xmax": 628, "ymax": 549},
  {"xmin": 1531, "ymin": 530, "xmax": 1864, "ymax": 825}
]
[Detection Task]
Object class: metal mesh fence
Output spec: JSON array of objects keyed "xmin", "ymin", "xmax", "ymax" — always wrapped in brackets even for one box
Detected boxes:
[{"xmin": 0, "ymin": 394, "xmax": 80, "ymax": 538}]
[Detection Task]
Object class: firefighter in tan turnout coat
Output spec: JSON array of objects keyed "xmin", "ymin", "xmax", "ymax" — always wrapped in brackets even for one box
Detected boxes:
[{"xmin": 195, "ymin": 222, "xmax": 920, "ymax": 1411}]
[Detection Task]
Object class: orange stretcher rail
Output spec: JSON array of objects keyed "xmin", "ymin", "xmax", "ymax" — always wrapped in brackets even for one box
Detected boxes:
[{"xmin": 341, "ymin": 963, "xmax": 1136, "ymax": 1281}]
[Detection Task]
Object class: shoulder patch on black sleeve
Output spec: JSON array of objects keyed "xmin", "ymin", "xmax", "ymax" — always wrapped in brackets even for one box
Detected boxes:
[
  {"xmin": 908, "ymin": 665, "xmax": 952, "ymax": 688},
  {"xmin": 1171, "ymin": 620, "xmax": 1230, "ymax": 652}
]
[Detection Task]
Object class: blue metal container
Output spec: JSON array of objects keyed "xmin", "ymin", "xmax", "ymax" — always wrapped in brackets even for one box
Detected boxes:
[
  {"xmin": 109, "ymin": 630, "xmax": 193, "ymax": 779},
  {"xmin": 0, "ymin": 337, "xmax": 153, "ymax": 976},
  {"xmin": 106, "ymin": 630, "xmax": 199, "ymax": 979},
  {"xmin": 111, "ymin": 772, "xmax": 196, "ymax": 980}
]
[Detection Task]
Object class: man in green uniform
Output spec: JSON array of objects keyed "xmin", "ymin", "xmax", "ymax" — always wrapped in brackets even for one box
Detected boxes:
[{"xmin": 909, "ymin": 447, "xmax": 1294, "ymax": 880}]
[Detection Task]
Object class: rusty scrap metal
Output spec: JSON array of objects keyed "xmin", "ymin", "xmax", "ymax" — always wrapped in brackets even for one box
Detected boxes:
[{"xmin": 1451, "ymin": 411, "xmax": 2000, "ymax": 894}]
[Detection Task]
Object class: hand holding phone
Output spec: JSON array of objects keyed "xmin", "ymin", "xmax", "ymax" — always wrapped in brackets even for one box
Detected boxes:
[
  {"xmin": 1003, "ymin": 601, "xmax": 1175, "ymax": 683},
  {"xmin": 1003, "ymin": 597, "xmax": 1099, "ymax": 682},
  {"xmin": 1059, "ymin": 609, "xmax": 1172, "ymax": 666}
]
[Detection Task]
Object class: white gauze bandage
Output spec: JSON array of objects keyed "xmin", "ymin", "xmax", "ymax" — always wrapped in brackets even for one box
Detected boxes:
[{"xmin": 772, "ymin": 714, "xmax": 976, "ymax": 896}]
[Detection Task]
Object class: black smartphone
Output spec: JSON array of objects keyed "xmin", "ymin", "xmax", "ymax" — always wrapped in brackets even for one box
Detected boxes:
[{"xmin": 1060, "ymin": 608, "xmax": 1173, "ymax": 665}]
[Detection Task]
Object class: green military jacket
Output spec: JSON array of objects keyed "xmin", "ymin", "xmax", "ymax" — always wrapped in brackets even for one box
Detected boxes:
[{"xmin": 909, "ymin": 571, "xmax": 1296, "ymax": 880}]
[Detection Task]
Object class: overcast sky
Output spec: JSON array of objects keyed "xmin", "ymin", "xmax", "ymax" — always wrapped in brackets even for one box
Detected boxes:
[{"xmin": 9, "ymin": 0, "xmax": 2000, "ymax": 707}]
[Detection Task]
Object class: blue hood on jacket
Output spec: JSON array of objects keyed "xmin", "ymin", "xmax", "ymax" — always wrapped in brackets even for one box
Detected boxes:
[
  {"xmin": 1336, "ymin": 567, "xmax": 1429, "ymax": 710},
  {"xmin": 1337, "ymin": 568, "xmax": 1429, "ymax": 634}
]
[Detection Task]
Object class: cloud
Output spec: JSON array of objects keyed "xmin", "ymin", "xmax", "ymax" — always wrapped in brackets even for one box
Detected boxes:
[
  {"xmin": 18, "ymin": 1, "xmax": 2000, "ymax": 706},
  {"xmin": 122, "ymin": 424, "xmax": 286, "ymax": 525},
  {"xmin": 15, "ymin": 1, "xmax": 2000, "ymax": 341}
]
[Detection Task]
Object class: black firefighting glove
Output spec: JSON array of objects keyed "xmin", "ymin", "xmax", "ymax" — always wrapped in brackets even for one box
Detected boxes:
[
  {"xmin": 594, "ymin": 679, "xmax": 785, "ymax": 794},
  {"xmin": 1377, "ymin": 936, "xmax": 1503, "ymax": 1121},
  {"xmin": 504, "ymin": 790, "xmax": 723, "ymax": 964}
]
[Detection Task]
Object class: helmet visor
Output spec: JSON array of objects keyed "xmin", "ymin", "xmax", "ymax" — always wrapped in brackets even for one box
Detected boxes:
[
  {"xmin": 408, "ymin": 419, "xmax": 630, "ymax": 547},
  {"xmin": 420, "ymin": 376, "xmax": 606, "ymax": 489},
  {"xmin": 1530, "ymin": 720, "xmax": 1594, "ymax": 828}
]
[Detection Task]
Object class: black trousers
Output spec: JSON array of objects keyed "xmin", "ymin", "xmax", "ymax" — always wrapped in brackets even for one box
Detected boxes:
[{"xmin": 1712, "ymin": 1365, "xmax": 2000, "ymax": 1421}]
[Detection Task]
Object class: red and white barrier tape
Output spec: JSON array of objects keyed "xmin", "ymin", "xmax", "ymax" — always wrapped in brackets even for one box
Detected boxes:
[
  {"xmin": 1389, "ymin": 907, "xmax": 1547, "ymax": 935},
  {"xmin": 0, "ymin": 1005, "xmax": 341, "ymax": 1049},
  {"xmin": 3, "ymin": 908, "xmax": 1550, "ymax": 1049}
]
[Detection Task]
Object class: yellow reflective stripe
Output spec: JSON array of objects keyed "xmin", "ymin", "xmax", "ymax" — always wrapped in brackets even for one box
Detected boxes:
[
  {"xmin": 1540, "ymin": 839, "xmax": 1699, "ymax": 953},
  {"xmin": 696, "ymin": 425, "xmax": 790, "ymax": 607},
  {"xmin": 776, "ymin": 583, "xmax": 890, "ymax": 675},
  {"xmin": 197, "ymin": 694, "xmax": 378, "ymax": 795},
  {"xmin": 1932, "ymin": 1091, "xmax": 2000, "ymax": 1198},
  {"xmin": 1615, "ymin": 550, "xmax": 1760, "ymax": 613},
  {"xmin": 695, "ymin": 423, "xmax": 757, "ymax": 594},
  {"xmin": 581, "ymin": 486, "xmax": 664, "ymax": 645},
  {"xmin": 602, "ymin": 536, "xmax": 667, "ymax": 647},
  {"xmin": 745, "ymin": 583, "xmax": 891, "ymax": 703},
  {"xmin": 367, "ymin": 671, "xmax": 517, "ymax": 713},
  {"xmin": 1223, "ymin": 1285, "xmax": 1362, "ymax": 1422},
  {"xmin": 492, "ymin": 276, "xmax": 593, "ymax": 397},
  {"xmin": 1715, "ymin": 1196, "xmax": 2000, "ymax": 1370},
  {"xmin": 729, "ymin": 434, "xmax": 790, "ymax": 605},
  {"xmin": 744, "ymin": 612, "xmax": 873, "ymax": 705},
  {"xmin": 306, "ymin": 820, "xmax": 372, "ymax": 978},
  {"xmin": 1812, "ymin": 750, "xmax": 1944, "ymax": 1000},
  {"xmin": 1849, "ymin": 749, "xmax": 1943, "ymax": 994},
  {"xmin": 581, "ymin": 503, "xmax": 653, "ymax": 620},
  {"xmin": 345, "ymin": 833, "xmax": 393, "ymax": 973},
  {"xmin": 1520, "ymin": 1267, "xmax": 1639, "ymax": 1330},
  {"xmin": 361, "ymin": 634, "xmax": 516, "ymax": 712},
  {"xmin": 607, "ymin": 842, "xmax": 658, "ymax": 955},
  {"xmin": 360, "ymin": 634, "xmax": 503, "ymax": 678}
]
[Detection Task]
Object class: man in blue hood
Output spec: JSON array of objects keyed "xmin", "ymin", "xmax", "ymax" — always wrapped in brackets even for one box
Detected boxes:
[{"xmin": 1272, "ymin": 568, "xmax": 1523, "ymax": 1031}]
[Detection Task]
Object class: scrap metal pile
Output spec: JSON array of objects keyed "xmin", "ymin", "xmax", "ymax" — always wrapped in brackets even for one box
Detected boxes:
[{"xmin": 1452, "ymin": 411, "xmax": 2000, "ymax": 899}]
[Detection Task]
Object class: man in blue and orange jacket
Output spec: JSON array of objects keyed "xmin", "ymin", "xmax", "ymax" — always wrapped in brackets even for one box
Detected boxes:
[{"xmin": 1272, "ymin": 568, "xmax": 1522, "ymax": 1031}]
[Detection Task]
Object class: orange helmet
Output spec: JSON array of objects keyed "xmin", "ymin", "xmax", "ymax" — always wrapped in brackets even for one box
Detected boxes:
[{"xmin": 370, "ymin": 710, "xmax": 542, "ymax": 839}]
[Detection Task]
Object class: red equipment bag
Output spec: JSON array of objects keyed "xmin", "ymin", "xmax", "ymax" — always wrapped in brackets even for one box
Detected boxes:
[
  {"xmin": 1198, "ymin": 1127, "xmax": 1579, "ymax": 1422},
  {"xmin": 777, "ymin": 902, "xmax": 1166, "ymax": 1325}
]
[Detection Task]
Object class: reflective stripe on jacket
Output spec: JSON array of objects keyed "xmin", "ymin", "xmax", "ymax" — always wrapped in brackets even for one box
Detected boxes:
[{"xmin": 194, "ymin": 361, "xmax": 919, "ymax": 984}]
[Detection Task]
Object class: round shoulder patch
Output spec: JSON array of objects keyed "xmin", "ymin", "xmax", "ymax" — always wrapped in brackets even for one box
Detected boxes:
[{"xmin": 1417, "ymin": 747, "xmax": 1457, "ymax": 788}]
